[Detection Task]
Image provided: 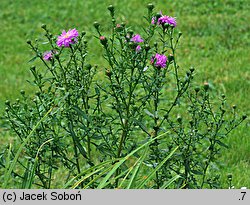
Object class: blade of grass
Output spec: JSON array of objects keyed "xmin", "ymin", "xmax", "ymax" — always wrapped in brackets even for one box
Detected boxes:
[
  {"xmin": 26, "ymin": 138, "xmax": 54, "ymax": 188},
  {"xmin": 125, "ymin": 146, "xmax": 149, "ymax": 189},
  {"xmin": 63, "ymin": 159, "xmax": 114, "ymax": 188},
  {"xmin": 82, "ymin": 165, "xmax": 115, "ymax": 189},
  {"xmin": 71, "ymin": 166, "xmax": 105, "ymax": 189},
  {"xmin": 97, "ymin": 131, "xmax": 170, "ymax": 189},
  {"xmin": 160, "ymin": 175, "xmax": 182, "ymax": 189},
  {"xmin": 137, "ymin": 146, "xmax": 179, "ymax": 189},
  {"xmin": 3, "ymin": 143, "xmax": 12, "ymax": 186}
]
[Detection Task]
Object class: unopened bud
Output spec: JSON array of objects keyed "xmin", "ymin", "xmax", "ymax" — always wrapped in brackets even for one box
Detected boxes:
[
  {"xmin": 194, "ymin": 87, "xmax": 200, "ymax": 93},
  {"xmin": 177, "ymin": 115, "xmax": 182, "ymax": 123},
  {"xmin": 227, "ymin": 173, "xmax": 233, "ymax": 180},
  {"xmin": 41, "ymin": 24, "xmax": 46, "ymax": 30},
  {"xmin": 203, "ymin": 82, "xmax": 209, "ymax": 91},
  {"xmin": 178, "ymin": 31, "xmax": 182, "ymax": 37},
  {"xmin": 232, "ymin": 105, "xmax": 237, "ymax": 109},
  {"xmin": 5, "ymin": 100, "xmax": 10, "ymax": 106},
  {"xmin": 147, "ymin": 3, "xmax": 154, "ymax": 11},
  {"xmin": 189, "ymin": 67, "xmax": 195, "ymax": 73},
  {"xmin": 85, "ymin": 64, "xmax": 92, "ymax": 70},
  {"xmin": 105, "ymin": 69, "xmax": 112, "ymax": 77},
  {"xmin": 54, "ymin": 53, "xmax": 60, "ymax": 59},
  {"xmin": 26, "ymin": 39, "xmax": 32, "ymax": 45},
  {"xmin": 30, "ymin": 65, "xmax": 36, "ymax": 71},
  {"xmin": 100, "ymin": 36, "xmax": 108, "ymax": 46},
  {"xmin": 20, "ymin": 90, "xmax": 25, "ymax": 95},
  {"xmin": 81, "ymin": 31, "xmax": 86, "ymax": 36},
  {"xmin": 115, "ymin": 24, "xmax": 123, "ymax": 32},
  {"xmin": 242, "ymin": 114, "xmax": 247, "ymax": 120},
  {"xmin": 156, "ymin": 13, "xmax": 162, "ymax": 19},
  {"xmin": 168, "ymin": 54, "xmax": 174, "ymax": 62},
  {"xmin": 108, "ymin": 5, "xmax": 115, "ymax": 17},
  {"xmin": 93, "ymin": 21, "xmax": 100, "ymax": 30},
  {"xmin": 145, "ymin": 44, "xmax": 150, "ymax": 51}
]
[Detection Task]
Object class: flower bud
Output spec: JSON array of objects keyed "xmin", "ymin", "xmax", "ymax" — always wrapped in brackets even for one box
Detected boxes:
[
  {"xmin": 20, "ymin": 90, "xmax": 25, "ymax": 95},
  {"xmin": 85, "ymin": 64, "xmax": 92, "ymax": 70},
  {"xmin": 41, "ymin": 24, "xmax": 46, "ymax": 30},
  {"xmin": 100, "ymin": 36, "xmax": 108, "ymax": 46},
  {"xmin": 194, "ymin": 87, "xmax": 200, "ymax": 93},
  {"xmin": 93, "ymin": 21, "xmax": 100, "ymax": 30},
  {"xmin": 105, "ymin": 69, "xmax": 112, "ymax": 77},
  {"xmin": 232, "ymin": 105, "xmax": 237, "ymax": 109},
  {"xmin": 54, "ymin": 53, "xmax": 60, "ymax": 59},
  {"xmin": 26, "ymin": 39, "xmax": 32, "ymax": 45},
  {"xmin": 108, "ymin": 5, "xmax": 115, "ymax": 17},
  {"xmin": 227, "ymin": 173, "xmax": 232, "ymax": 181},
  {"xmin": 121, "ymin": 22, "xmax": 126, "ymax": 27},
  {"xmin": 5, "ymin": 100, "xmax": 10, "ymax": 106},
  {"xmin": 156, "ymin": 13, "xmax": 162, "ymax": 19},
  {"xmin": 203, "ymin": 82, "xmax": 209, "ymax": 91},
  {"xmin": 81, "ymin": 31, "xmax": 86, "ymax": 36},
  {"xmin": 242, "ymin": 114, "xmax": 247, "ymax": 120},
  {"xmin": 177, "ymin": 115, "xmax": 182, "ymax": 123},
  {"xmin": 30, "ymin": 65, "xmax": 36, "ymax": 71},
  {"xmin": 221, "ymin": 94, "xmax": 226, "ymax": 99},
  {"xmin": 178, "ymin": 31, "xmax": 182, "ymax": 37},
  {"xmin": 115, "ymin": 24, "xmax": 123, "ymax": 32},
  {"xmin": 168, "ymin": 54, "xmax": 174, "ymax": 62},
  {"xmin": 147, "ymin": 3, "xmax": 154, "ymax": 11},
  {"xmin": 189, "ymin": 67, "xmax": 195, "ymax": 73},
  {"xmin": 145, "ymin": 44, "xmax": 150, "ymax": 51}
]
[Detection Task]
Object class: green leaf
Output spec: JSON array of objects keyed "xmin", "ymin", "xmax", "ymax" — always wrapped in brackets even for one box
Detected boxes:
[{"xmin": 215, "ymin": 140, "xmax": 229, "ymax": 148}]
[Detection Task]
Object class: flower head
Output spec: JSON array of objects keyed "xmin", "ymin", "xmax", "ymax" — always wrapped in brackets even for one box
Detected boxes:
[
  {"xmin": 131, "ymin": 34, "xmax": 144, "ymax": 43},
  {"xmin": 158, "ymin": 15, "xmax": 177, "ymax": 27},
  {"xmin": 56, "ymin": 28, "xmax": 79, "ymax": 47},
  {"xmin": 151, "ymin": 53, "xmax": 167, "ymax": 68},
  {"xmin": 136, "ymin": 45, "xmax": 141, "ymax": 52},
  {"xmin": 152, "ymin": 12, "xmax": 177, "ymax": 27},
  {"xmin": 99, "ymin": 36, "xmax": 108, "ymax": 46},
  {"xmin": 43, "ymin": 51, "xmax": 53, "ymax": 61},
  {"xmin": 151, "ymin": 17, "xmax": 156, "ymax": 24}
]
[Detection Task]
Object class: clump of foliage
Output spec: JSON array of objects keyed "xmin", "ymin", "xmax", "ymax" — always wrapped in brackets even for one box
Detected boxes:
[{"xmin": 1, "ymin": 4, "xmax": 247, "ymax": 189}]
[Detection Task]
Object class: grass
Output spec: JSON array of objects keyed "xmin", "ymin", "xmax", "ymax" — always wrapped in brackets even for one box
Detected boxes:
[{"xmin": 0, "ymin": 0, "xmax": 249, "ymax": 188}]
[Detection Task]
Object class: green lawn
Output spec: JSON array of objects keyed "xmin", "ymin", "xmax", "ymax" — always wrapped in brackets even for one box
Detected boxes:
[{"xmin": 0, "ymin": 0, "xmax": 249, "ymax": 188}]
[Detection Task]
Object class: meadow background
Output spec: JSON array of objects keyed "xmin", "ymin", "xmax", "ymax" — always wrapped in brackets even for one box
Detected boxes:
[{"xmin": 0, "ymin": 0, "xmax": 249, "ymax": 188}]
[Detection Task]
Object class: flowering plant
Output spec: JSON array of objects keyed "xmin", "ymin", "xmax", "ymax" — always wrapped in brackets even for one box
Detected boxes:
[{"xmin": 2, "ymin": 4, "xmax": 246, "ymax": 189}]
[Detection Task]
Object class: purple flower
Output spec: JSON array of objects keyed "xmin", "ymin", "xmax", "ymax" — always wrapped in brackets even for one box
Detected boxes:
[
  {"xmin": 151, "ymin": 17, "xmax": 156, "ymax": 24},
  {"xmin": 131, "ymin": 34, "xmax": 144, "ymax": 43},
  {"xmin": 151, "ymin": 53, "xmax": 168, "ymax": 68},
  {"xmin": 158, "ymin": 15, "xmax": 177, "ymax": 27},
  {"xmin": 43, "ymin": 51, "xmax": 53, "ymax": 61},
  {"xmin": 136, "ymin": 45, "xmax": 141, "ymax": 52},
  {"xmin": 56, "ymin": 28, "xmax": 79, "ymax": 47}
]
